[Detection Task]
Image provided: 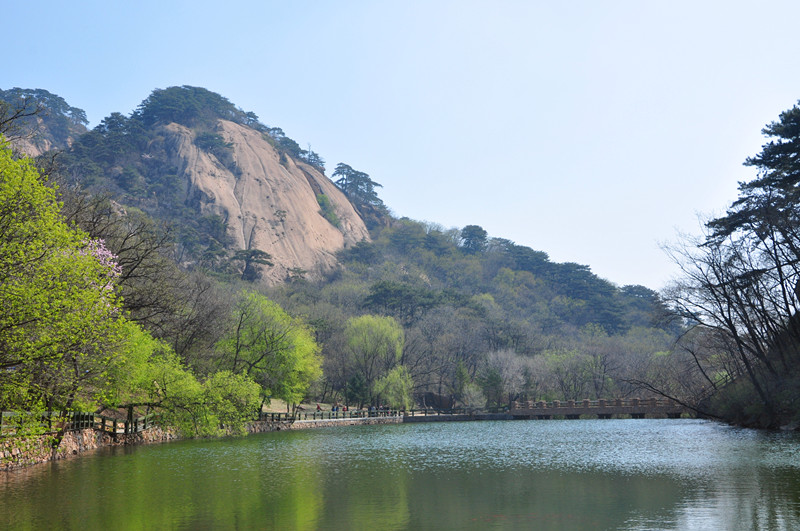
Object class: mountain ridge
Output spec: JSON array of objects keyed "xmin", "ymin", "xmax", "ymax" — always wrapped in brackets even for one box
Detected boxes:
[{"xmin": 21, "ymin": 85, "xmax": 373, "ymax": 284}]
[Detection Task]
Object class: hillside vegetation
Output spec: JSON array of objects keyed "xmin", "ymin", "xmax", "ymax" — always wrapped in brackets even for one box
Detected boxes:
[{"xmin": 5, "ymin": 86, "xmax": 796, "ymax": 434}]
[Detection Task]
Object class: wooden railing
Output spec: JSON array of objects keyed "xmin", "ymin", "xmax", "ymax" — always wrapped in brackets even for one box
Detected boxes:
[
  {"xmin": 257, "ymin": 407, "xmax": 509, "ymax": 422},
  {"xmin": 0, "ymin": 411, "xmax": 160, "ymax": 437},
  {"xmin": 4, "ymin": 401, "xmax": 671, "ymax": 438},
  {"xmin": 258, "ymin": 409, "xmax": 403, "ymax": 422}
]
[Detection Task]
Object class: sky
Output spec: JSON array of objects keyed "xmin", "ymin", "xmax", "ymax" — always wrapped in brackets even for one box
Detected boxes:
[{"xmin": 5, "ymin": 1, "xmax": 800, "ymax": 290}]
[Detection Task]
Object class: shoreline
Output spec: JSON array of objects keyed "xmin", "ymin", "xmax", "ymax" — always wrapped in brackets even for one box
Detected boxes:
[
  {"xmin": 0, "ymin": 415, "xmax": 406, "ymax": 472},
  {"xmin": 2, "ymin": 410, "xmax": 703, "ymax": 472}
]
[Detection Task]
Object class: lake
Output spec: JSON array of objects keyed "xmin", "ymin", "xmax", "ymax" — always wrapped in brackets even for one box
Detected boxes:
[{"xmin": 1, "ymin": 419, "xmax": 799, "ymax": 530}]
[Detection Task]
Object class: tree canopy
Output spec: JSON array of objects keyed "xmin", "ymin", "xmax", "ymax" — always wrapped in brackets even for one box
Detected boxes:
[
  {"xmin": 332, "ymin": 163, "xmax": 386, "ymax": 209},
  {"xmin": 215, "ymin": 291, "xmax": 322, "ymax": 406},
  {"xmin": 0, "ymin": 140, "xmax": 126, "ymax": 411}
]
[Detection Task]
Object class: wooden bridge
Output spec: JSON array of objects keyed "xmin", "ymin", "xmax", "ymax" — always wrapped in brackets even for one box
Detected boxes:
[{"xmin": 510, "ymin": 398, "xmax": 689, "ymax": 420}]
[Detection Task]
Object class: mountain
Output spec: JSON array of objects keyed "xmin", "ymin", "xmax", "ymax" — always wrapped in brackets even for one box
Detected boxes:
[
  {"xmin": 0, "ymin": 88, "xmax": 88, "ymax": 156},
  {"xmin": 43, "ymin": 86, "xmax": 371, "ymax": 284},
  {"xmin": 3, "ymin": 85, "xmax": 673, "ymax": 336},
  {"xmin": 1, "ymin": 85, "xmax": 685, "ymax": 414}
]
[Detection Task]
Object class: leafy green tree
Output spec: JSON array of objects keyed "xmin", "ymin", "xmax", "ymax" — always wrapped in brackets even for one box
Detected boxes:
[
  {"xmin": 373, "ymin": 365, "xmax": 414, "ymax": 410},
  {"xmin": 460, "ymin": 225, "xmax": 488, "ymax": 254},
  {"xmin": 0, "ymin": 142, "xmax": 126, "ymax": 412},
  {"xmin": 215, "ymin": 291, "xmax": 322, "ymax": 407},
  {"xmin": 332, "ymin": 163, "xmax": 386, "ymax": 209},
  {"xmin": 344, "ymin": 314, "xmax": 404, "ymax": 404},
  {"xmin": 345, "ymin": 372, "xmax": 370, "ymax": 408},
  {"xmin": 478, "ymin": 368, "xmax": 504, "ymax": 409},
  {"xmin": 106, "ymin": 322, "xmax": 261, "ymax": 436}
]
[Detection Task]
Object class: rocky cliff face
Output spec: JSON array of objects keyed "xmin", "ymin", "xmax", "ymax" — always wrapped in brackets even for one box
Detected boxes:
[{"xmin": 162, "ymin": 120, "xmax": 370, "ymax": 284}]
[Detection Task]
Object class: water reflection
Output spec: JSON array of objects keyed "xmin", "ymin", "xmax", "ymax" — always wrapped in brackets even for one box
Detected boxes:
[{"xmin": 1, "ymin": 419, "xmax": 798, "ymax": 530}]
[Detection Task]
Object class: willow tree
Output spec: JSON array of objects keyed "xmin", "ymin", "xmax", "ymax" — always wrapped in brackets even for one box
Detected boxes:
[{"xmin": 344, "ymin": 314, "xmax": 404, "ymax": 406}]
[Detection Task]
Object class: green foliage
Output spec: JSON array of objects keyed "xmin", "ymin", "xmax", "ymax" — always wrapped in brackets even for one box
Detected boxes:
[
  {"xmin": 195, "ymin": 131, "xmax": 233, "ymax": 153},
  {"xmin": 373, "ymin": 365, "xmax": 414, "ymax": 410},
  {"xmin": 344, "ymin": 314, "xmax": 404, "ymax": 404},
  {"xmin": 135, "ymin": 86, "xmax": 245, "ymax": 128},
  {"xmin": 316, "ymin": 193, "xmax": 340, "ymax": 227},
  {"xmin": 460, "ymin": 225, "xmax": 488, "ymax": 254},
  {"xmin": 478, "ymin": 368, "xmax": 504, "ymax": 409},
  {"xmin": 232, "ymin": 249, "xmax": 273, "ymax": 282},
  {"xmin": 0, "ymin": 142, "xmax": 126, "ymax": 412},
  {"xmin": 363, "ymin": 280, "xmax": 440, "ymax": 325},
  {"xmin": 345, "ymin": 373, "xmax": 370, "ymax": 408},
  {"xmin": 215, "ymin": 291, "xmax": 322, "ymax": 405},
  {"xmin": 332, "ymin": 163, "xmax": 388, "ymax": 228},
  {"xmin": 202, "ymin": 371, "xmax": 262, "ymax": 435},
  {"xmin": 107, "ymin": 322, "xmax": 261, "ymax": 437}
]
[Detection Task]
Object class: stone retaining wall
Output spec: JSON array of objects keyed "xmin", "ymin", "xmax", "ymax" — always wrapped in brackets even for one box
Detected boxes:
[{"xmin": 1, "ymin": 426, "xmax": 179, "ymax": 471}]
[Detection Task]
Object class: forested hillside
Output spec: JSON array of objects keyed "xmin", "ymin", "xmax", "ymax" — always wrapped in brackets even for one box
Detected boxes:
[
  {"xmin": 1, "ymin": 88, "xmax": 87, "ymax": 157},
  {"xmin": 1, "ymin": 86, "xmax": 697, "ymax": 437}
]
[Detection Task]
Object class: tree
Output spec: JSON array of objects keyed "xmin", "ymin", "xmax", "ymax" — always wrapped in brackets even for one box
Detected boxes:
[
  {"xmin": 662, "ymin": 101, "xmax": 800, "ymax": 427},
  {"xmin": 363, "ymin": 280, "xmax": 440, "ymax": 325},
  {"xmin": 0, "ymin": 92, "xmax": 43, "ymax": 145},
  {"xmin": 544, "ymin": 349, "xmax": 591, "ymax": 401},
  {"xmin": 215, "ymin": 291, "xmax": 322, "ymax": 407},
  {"xmin": 233, "ymin": 249, "xmax": 273, "ymax": 282},
  {"xmin": 483, "ymin": 350, "xmax": 527, "ymax": 407},
  {"xmin": 332, "ymin": 163, "xmax": 386, "ymax": 209},
  {"xmin": 106, "ymin": 321, "xmax": 261, "ymax": 436},
  {"xmin": 0, "ymin": 141, "xmax": 127, "ymax": 412},
  {"xmin": 344, "ymin": 314, "xmax": 404, "ymax": 405},
  {"xmin": 134, "ymin": 86, "xmax": 245, "ymax": 128},
  {"xmin": 0, "ymin": 88, "xmax": 87, "ymax": 152},
  {"xmin": 460, "ymin": 225, "xmax": 488, "ymax": 254},
  {"xmin": 373, "ymin": 365, "xmax": 414, "ymax": 410}
]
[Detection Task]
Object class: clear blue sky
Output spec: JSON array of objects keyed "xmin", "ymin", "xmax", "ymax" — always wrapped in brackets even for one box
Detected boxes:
[{"xmin": 5, "ymin": 1, "xmax": 800, "ymax": 290}]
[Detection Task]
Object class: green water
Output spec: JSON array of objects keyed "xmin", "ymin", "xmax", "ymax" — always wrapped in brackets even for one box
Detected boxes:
[{"xmin": 1, "ymin": 419, "xmax": 799, "ymax": 530}]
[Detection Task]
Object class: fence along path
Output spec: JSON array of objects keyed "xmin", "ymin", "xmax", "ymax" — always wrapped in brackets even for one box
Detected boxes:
[
  {"xmin": 0, "ymin": 411, "xmax": 159, "ymax": 437},
  {"xmin": 1, "ymin": 399, "xmax": 689, "ymax": 438}
]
